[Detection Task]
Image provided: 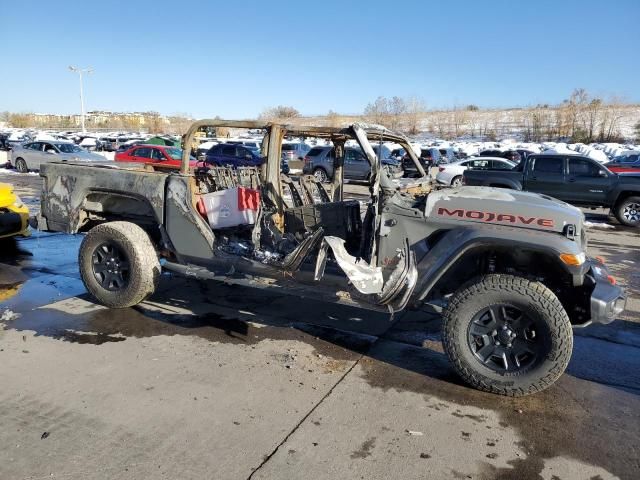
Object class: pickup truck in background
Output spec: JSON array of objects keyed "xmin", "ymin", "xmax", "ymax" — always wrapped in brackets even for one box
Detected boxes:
[{"xmin": 463, "ymin": 154, "xmax": 640, "ymax": 227}]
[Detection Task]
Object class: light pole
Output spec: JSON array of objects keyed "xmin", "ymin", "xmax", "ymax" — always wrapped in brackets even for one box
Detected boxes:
[{"xmin": 68, "ymin": 66, "xmax": 93, "ymax": 133}]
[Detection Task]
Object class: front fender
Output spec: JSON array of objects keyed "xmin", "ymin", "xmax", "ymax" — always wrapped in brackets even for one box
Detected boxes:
[{"xmin": 413, "ymin": 226, "xmax": 586, "ymax": 302}]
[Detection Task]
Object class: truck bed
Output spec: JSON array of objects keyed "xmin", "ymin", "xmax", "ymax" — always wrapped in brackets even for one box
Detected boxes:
[{"xmin": 39, "ymin": 161, "xmax": 170, "ymax": 233}]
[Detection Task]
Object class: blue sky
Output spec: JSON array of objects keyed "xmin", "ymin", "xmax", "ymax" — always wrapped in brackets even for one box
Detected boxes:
[{"xmin": 1, "ymin": 0, "xmax": 638, "ymax": 118}]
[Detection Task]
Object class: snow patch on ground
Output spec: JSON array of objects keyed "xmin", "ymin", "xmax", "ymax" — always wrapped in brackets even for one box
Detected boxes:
[
  {"xmin": 0, "ymin": 167, "xmax": 39, "ymax": 176},
  {"xmin": 584, "ymin": 221, "xmax": 616, "ymax": 229},
  {"xmin": 0, "ymin": 309, "xmax": 20, "ymax": 322}
]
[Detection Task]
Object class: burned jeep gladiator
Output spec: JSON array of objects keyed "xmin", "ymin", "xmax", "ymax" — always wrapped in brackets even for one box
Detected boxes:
[{"xmin": 37, "ymin": 120, "xmax": 626, "ymax": 396}]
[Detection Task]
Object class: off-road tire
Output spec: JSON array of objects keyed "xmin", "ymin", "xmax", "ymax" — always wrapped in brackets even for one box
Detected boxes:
[
  {"xmin": 442, "ymin": 274, "xmax": 573, "ymax": 396},
  {"xmin": 614, "ymin": 196, "xmax": 640, "ymax": 227},
  {"xmin": 451, "ymin": 175, "xmax": 463, "ymax": 187},
  {"xmin": 313, "ymin": 168, "xmax": 329, "ymax": 183},
  {"xmin": 15, "ymin": 158, "xmax": 28, "ymax": 173},
  {"xmin": 79, "ymin": 221, "xmax": 160, "ymax": 308}
]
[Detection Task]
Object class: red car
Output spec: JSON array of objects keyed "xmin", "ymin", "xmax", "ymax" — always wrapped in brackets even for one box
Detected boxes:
[
  {"xmin": 115, "ymin": 144, "xmax": 197, "ymax": 168},
  {"xmin": 605, "ymin": 152, "xmax": 640, "ymax": 174}
]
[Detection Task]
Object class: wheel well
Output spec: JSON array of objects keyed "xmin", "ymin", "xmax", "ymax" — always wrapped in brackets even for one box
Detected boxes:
[
  {"xmin": 614, "ymin": 191, "xmax": 640, "ymax": 207},
  {"xmin": 431, "ymin": 246, "xmax": 567, "ymax": 291},
  {"xmin": 427, "ymin": 246, "xmax": 589, "ymax": 324},
  {"xmin": 78, "ymin": 192, "xmax": 161, "ymax": 242}
]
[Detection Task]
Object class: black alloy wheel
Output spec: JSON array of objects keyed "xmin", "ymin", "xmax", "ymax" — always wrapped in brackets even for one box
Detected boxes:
[
  {"xmin": 467, "ymin": 304, "xmax": 542, "ymax": 374},
  {"xmin": 91, "ymin": 242, "xmax": 130, "ymax": 291}
]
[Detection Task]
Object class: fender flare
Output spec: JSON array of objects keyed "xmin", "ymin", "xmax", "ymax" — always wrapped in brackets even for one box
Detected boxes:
[
  {"xmin": 76, "ymin": 190, "xmax": 161, "ymax": 231},
  {"xmin": 413, "ymin": 227, "xmax": 585, "ymax": 302}
]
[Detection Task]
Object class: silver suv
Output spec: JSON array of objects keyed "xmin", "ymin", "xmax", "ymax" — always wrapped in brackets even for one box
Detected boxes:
[
  {"xmin": 302, "ymin": 145, "xmax": 400, "ymax": 182},
  {"xmin": 281, "ymin": 142, "xmax": 311, "ymax": 163}
]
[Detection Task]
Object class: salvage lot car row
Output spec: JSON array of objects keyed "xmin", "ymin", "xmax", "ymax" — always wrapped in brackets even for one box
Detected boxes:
[{"xmin": 7, "ymin": 138, "xmax": 640, "ymax": 222}]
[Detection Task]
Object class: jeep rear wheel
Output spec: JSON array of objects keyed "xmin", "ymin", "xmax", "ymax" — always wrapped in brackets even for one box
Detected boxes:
[
  {"xmin": 442, "ymin": 274, "xmax": 572, "ymax": 396},
  {"xmin": 79, "ymin": 221, "xmax": 160, "ymax": 308},
  {"xmin": 614, "ymin": 196, "xmax": 640, "ymax": 227}
]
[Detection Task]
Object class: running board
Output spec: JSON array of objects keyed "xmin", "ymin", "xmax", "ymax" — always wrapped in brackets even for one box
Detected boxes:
[{"xmin": 162, "ymin": 261, "xmax": 393, "ymax": 313}]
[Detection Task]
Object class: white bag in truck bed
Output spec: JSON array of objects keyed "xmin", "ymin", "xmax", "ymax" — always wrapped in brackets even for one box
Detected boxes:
[{"xmin": 198, "ymin": 187, "xmax": 260, "ymax": 229}]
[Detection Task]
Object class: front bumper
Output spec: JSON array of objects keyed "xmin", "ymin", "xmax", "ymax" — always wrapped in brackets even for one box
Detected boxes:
[{"xmin": 588, "ymin": 261, "xmax": 626, "ymax": 325}]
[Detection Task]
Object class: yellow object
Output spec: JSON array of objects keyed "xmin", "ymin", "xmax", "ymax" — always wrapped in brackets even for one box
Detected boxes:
[
  {"xmin": 0, "ymin": 282, "xmax": 22, "ymax": 302},
  {"xmin": 0, "ymin": 182, "xmax": 30, "ymax": 239},
  {"xmin": 559, "ymin": 252, "xmax": 586, "ymax": 266}
]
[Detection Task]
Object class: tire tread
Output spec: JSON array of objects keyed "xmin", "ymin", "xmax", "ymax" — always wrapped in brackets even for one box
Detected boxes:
[
  {"xmin": 442, "ymin": 274, "xmax": 573, "ymax": 397},
  {"xmin": 78, "ymin": 221, "xmax": 160, "ymax": 308}
]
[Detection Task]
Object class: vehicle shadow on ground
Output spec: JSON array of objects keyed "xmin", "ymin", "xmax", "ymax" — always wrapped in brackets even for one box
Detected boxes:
[
  {"xmin": 0, "ymin": 238, "xmax": 32, "ymax": 262},
  {"xmin": 4, "ymin": 274, "xmax": 639, "ymax": 397}
]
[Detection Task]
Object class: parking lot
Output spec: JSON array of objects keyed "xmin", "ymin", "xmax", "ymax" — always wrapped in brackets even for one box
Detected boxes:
[{"xmin": 1, "ymin": 164, "xmax": 639, "ymax": 480}]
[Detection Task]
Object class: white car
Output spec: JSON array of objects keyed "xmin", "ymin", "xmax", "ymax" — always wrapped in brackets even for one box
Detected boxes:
[{"xmin": 436, "ymin": 157, "xmax": 516, "ymax": 187}]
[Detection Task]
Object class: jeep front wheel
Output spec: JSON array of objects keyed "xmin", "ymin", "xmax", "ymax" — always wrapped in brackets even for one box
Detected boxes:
[
  {"xmin": 79, "ymin": 221, "xmax": 160, "ymax": 308},
  {"xmin": 442, "ymin": 274, "xmax": 572, "ymax": 396}
]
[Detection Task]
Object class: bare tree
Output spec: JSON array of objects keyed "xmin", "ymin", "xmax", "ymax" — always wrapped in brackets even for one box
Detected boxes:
[
  {"xmin": 430, "ymin": 111, "xmax": 451, "ymax": 138},
  {"xmin": 326, "ymin": 110, "xmax": 342, "ymax": 128},
  {"xmin": 583, "ymin": 98, "xmax": 603, "ymax": 142},
  {"xmin": 122, "ymin": 115, "xmax": 142, "ymax": 132},
  {"xmin": 364, "ymin": 96, "xmax": 390, "ymax": 126},
  {"xmin": 561, "ymin": 88, "xmax": 588, "ymax": 139},
  {"xmin": 147, "ymin": 112, "xmax": 164, "ymax": 134},
  {"xmin": 599, "ymin": 97, "xmax": 625, "ymax": 142},
  {"xmin": 525, "ymin": 105, "xmax": 554, "ymax": 142},
  {"xmin": 260, "ymin": 105, "xmax": 300, "ymax": 121},
  {"xmin": 405, "ymin": 96, "xmax": 426, "ymax": 134},
  {"xmin": 387, "ymin": 96, "xmax": 406, "ymax": 130},
  {"xmin": 8, "ymin": 113, "xmax": 33, "ymax": 128},
  {"xmin": 451, "ymin": 107, "xmax": 469, "ymax": 138},
  {"xmin": 167, "ymin": 114, "xmax": 193, "ymax": 134}
]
